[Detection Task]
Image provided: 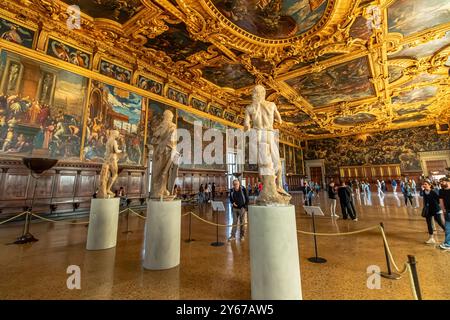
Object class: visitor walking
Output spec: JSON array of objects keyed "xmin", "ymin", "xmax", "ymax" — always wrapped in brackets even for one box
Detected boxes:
[
  {"xmin": 198, "ymin": 184, "xmax": 204, "ymax": 203},
  {"xmin": 392, "ymin": 179, "xmax": 397, "ymax": 193},
  {"xmin": 338, "ymin": 181, "xmax": 357, "ymax": 221},
  {"xmin": 228, "ymin": 179, "xmax": 249, "ymax": 241},
  {"xmin": 421, "ymin": 180, "xmax": 445, "ymax": 244},
  {"xmin": 439, "ymin": 177, "xmax": 450, "ymax": 250},
  {"xmin": 328, "ymin": 181, "xmax": 338, "ymax": 218},
  {"xmin": 376, "ymin": 180, "xmax": 384, "ymax": 196},
  {"xmin": 212, "ymin": 182, "xmax": 216, "ymax": 200},
  {"xmin": 403, "ymin": 182, "xmax": 414, "ymax": 206}
]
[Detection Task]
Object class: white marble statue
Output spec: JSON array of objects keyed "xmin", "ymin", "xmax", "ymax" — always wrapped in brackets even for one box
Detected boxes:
[
  {"xmin": 97, "ymin": 129, "xmax": 122, "ymax": 198},
  {"xmin": 244, "ymin": 85, "xmax": 291, "ymax": 205},
  {"xmin": 149, "ymin": 110, "xmax": 178, "ymax": 200}
]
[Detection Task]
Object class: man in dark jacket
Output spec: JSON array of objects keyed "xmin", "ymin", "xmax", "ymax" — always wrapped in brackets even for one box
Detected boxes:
[
  {"xmin": 229, "ymin": 179, "xmax": 249, "ymax": 241},
  {"xmin": 338, "ymin": 181, "xmax": 357, "ymax": 221}
]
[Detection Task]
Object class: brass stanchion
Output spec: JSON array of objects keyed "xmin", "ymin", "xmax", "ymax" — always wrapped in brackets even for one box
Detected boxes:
[
  {"xmin": 379, "ymin": 222, "xmax": 401, "ymax": 280},
  {"xmin": 407, "ymin": 255, "xmax": 422, "ymax": 300}
]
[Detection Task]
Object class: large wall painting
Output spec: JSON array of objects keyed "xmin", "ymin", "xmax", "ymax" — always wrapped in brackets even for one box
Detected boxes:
[
  {"xmin": 0, "ymin": 17, "xmax": 35, "ymax": 49},
  {"xmin": 84, "ymin": 81, "xmax": 145, "ymax": 165},
  {"xmin": 388, "ymin": 0, "xmax": 450, "ymax": 36},
  {"xmin": 305, "ymin": 126, "xmax": 450, "ymax": 175},
  {"xmin": 46, "ymin": 38, "xmax": 91, "ymax": 69},
  {"xmin": 0, "ymin": 50, "xmax": 88, "ymax": 159},
  {"xmin": 286, "ymin": 57, "xmax": 375, "ymax": 107},
  {"xmin": 211, "ymin": 0, "xmax": 329, "ymax": 39}
]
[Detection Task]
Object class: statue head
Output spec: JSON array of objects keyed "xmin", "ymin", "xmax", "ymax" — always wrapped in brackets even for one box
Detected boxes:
[
  {"xmin": 252, "ymin": 85, "xmax": 266, "ymax": 103},
  {"xmin": 163, "ymin": 110, "xmax": 174, "ymax": 122},
  {"xmin": 110, "ymin": 129, "xmax": 120, "ymax": 139}
]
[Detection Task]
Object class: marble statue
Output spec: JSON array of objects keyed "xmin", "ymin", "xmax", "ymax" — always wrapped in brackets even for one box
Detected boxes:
[
  {"xmin": 149, "ymin": 110, "xmax": 178, "ymax": 200},
  {"xmin": 97, "ymin": 130, "xmax": 122, "ymax": 198},
  {"xmin": 244, "ymin": 85, "xmax": 291, "ymax": 205}
]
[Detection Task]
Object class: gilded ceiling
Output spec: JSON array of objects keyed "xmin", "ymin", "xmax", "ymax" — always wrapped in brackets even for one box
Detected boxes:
[{"xmin": 0, "ymin": 0, "xmax": 449, "ymax": 140}]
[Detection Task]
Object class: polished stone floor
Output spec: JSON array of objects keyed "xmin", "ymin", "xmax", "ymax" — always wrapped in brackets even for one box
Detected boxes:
[{"xmin": 0, "ymin": 192, "xmax": 449, "ymax": 300}]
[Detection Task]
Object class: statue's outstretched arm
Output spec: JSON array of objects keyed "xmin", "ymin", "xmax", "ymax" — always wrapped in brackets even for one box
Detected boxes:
[{"xmin": 244, "ymin": 108, "xmax": 251, "ymax": 131}]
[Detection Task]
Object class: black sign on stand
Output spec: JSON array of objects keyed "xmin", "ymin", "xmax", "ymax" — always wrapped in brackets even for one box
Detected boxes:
[
  {"xmin": 304, "ymin": 206, "xmax": 327, "ymax": 264},
  {"xmin": 210, "ymin": 201, "xmax": 225, "ymax": 247}
]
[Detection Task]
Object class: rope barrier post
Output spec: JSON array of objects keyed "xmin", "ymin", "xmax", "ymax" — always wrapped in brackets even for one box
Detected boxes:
[
  {"xmin": 13, "ymin": 174, "xmax": 39, "ymax": 244},
  {"xmin": 122, "ymin": 199, "xmax": 133, "ymax": 234},
  {"xmin": 210, "ymin": 206, "xmax": 224, "ymax": 247},
  {"xmin": 407, "ymin": 255, "xmax": 422, "ymax": 300},
  {"xmin": 307, "ymin": 208, "xmax": 326, "ymax": 263},
  {"xmin": 379, "ymin": 222, "xmax": 401, "ymax": 280},
  {"xmin": 184, "ymin": 210, "xmax": 195, "ymax": 243}
]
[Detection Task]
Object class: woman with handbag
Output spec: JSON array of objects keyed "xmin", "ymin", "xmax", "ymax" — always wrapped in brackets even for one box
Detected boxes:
[{"xmin": 421, "ymin": 180, "xmax": 445, "ymax": 244}]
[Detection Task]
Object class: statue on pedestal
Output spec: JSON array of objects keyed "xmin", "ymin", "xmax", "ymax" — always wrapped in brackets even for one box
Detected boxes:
[
  {"xmin": 149, "ymin": 110, "xmax": 178, "ymax": 200},
  {"xmin": 98, "ymin": 130, "xmax": 121, "ymax": 198},
  {"xmin": 244, "ymin": 85, "xmax": 291, "ymax": 205}
]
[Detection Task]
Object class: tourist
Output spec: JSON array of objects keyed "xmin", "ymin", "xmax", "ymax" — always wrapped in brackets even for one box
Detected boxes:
[
  {"xmin": 421, "ymin": 180, "xmax": 445, "ymax": 244},
  {"xmin": 411, "ymin": 179, "xmax": 417, "ymax": 195},
  {"xmin": 439, "ymin": 177, "xmax": 450, "ymax": 250},
  {"xmin": 376, "ymin": 179, "xmax": 384, "ymax": 196},
  {"xmin": 206, "ymin": 183, "xmax": 212, "ymax": 202},
  {"xmin": 337, "ymin": 181, "xmax": 357, "ymax": 221},
  {"xmin": 381, "ymin": 180, "xmax": 386, "ymax": 193},
  {"xmin": 228, "ymin": 179, "xmax": 249, "ymax": 241},
  {"xmin": 392, "ymin": 179, "xmax": 398, "ymax": 193},
  {"xmin": 198, "ymin": 184, "xmax": 204, "ymax": 203},
  {"xmin": 328, "ymin": 181, "xmax": 338, "ymax": 218},
  {"xmin": 254, "ymin": 182, "xmax": 259, "ymax": 196},
  {"xmin": 247, "ymin": 183, "xmax": 252, "ymax": 197},
  {"xmin": 403, "ymin": 182, "xmax": 414, "ymax": 206},
  {"xmin": 212, "ymin": 182, "xmax": 216, "ymax": 200},
  {"xmin": 305, "ymin": 182, "xmax": 314, "ymax": 206}
]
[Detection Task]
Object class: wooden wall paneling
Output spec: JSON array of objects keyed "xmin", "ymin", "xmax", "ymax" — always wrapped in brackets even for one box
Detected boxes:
[
  {"xmin": 2, "ymin": 169, "xmax": 30, "ymax": 200},
  {"xmin": 76, "ymin": 171, "xmax": 97, "ymax": 197},
  {"xmin": 54, "ymin": 170, "xmax": 77, "ymax": 198}
]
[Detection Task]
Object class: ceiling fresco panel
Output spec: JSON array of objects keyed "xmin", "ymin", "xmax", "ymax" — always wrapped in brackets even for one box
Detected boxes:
[
  {"xmin": 286, "ymin": 56, "xmax": 375, "ymax": 108},
  {"xmin": 201, "ymin": 62, "xmax": 256, "ymax": 89},
  {"xmin": 387, "ymin": 0, "xmax": 450, "ymax": 37},
  {"xmin": 392, "ymin": 86, "xmax": 438, "ymax": 104},
  {"xmin": 62, "ymin": 0, "xmax": 142, "ymax": 23},
  {"xmin": 389, "ymin": 31, "xmax": 450, "ymax": 59},
  {"xmin": 145, "ymin": 23, "xmax": 210, "ymax": 62},
  {"xmin": 333, "ymin": 113, "xmax": 377, "ymax": 126},
  {"xmin": 210, "ymin": 0, "xmax": 329, "ymax": 39}
]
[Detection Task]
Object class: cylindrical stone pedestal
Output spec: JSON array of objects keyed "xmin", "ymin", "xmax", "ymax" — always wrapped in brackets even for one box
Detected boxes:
[
  {"xmin": 86, "ymin": 198, "xmax": 120, "ymax": 250},
  {"xmin": 249, "ymin": 205, "xmax": 302, "ymax": 300},
  {"xmin": 143, "ymin": 200, "xmax": 181, "ymax": 270}
]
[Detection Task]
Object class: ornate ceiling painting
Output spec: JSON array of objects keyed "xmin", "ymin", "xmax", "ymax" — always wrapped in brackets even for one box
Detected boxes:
[
  {"xmin": 209, "ymin": 0, "xmax": 330, "ymax": 39},
  {"xmin": 62, "ymin": 0, "xmax": 143, "ymax": 23},
  {"xmin": 0, "ymin": 0, "xmax": 448, "ymax": 141},
  {"xmin": 285, "ymin": 56, "xmax": 376, "ymax": 108}
]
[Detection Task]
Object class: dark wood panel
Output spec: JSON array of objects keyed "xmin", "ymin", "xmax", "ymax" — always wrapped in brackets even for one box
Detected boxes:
[
  {"xmin": 76, "ymin": 173, "xmax": 97, "ymax": 197},
  {"xmin": 34, "ymin": 174, "xmax": 54, "ymax": 199},
  {"xmin": 55, "ymin": 172, "xmax": 77, "ymax": 198},
  {"xmin": 128, "ymin": 174, "xmax": 142, "ymax": 194},
  {"xmin": 2, "ymin": 173, "xmax": 30, "ymax": 200}
]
